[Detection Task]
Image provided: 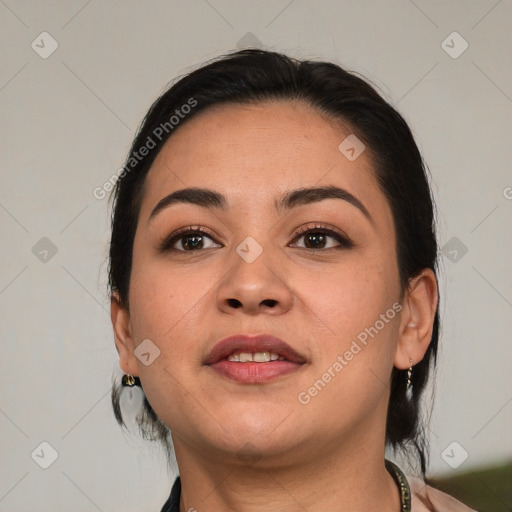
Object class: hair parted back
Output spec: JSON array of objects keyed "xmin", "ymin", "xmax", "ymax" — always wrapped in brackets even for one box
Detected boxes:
[{"xmin": 108, "ymin": 49, "xmax": 440, "ymax": 476}]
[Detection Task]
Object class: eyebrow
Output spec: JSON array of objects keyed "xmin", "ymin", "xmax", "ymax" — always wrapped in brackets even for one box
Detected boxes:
[{"xmin": 148, "ymin": 185, "xmax": 371, "ymax": 223}]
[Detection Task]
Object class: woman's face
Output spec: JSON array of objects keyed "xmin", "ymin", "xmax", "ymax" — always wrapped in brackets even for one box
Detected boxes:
[{"xmin": 117, "ymin": 101, "xmax": 405, "ymax": 464}]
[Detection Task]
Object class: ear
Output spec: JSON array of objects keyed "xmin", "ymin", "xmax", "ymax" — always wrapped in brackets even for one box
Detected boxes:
[
  {"xmin": 111, "ymin": 292, "xmax": 139, "ymax": 376},
  {"xmin": 394, "ymin": 269, "xmax": 438, "ymax": 370}
]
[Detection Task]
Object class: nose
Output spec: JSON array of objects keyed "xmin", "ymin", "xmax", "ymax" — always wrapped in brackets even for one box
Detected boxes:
[{"xmin": 216, "ymin": 242, "xmax": 293, "ymax": 316}]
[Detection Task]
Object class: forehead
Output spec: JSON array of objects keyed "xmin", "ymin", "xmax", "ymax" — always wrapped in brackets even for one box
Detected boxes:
[{"xmin": 139, "ymin": 100, "xmax": 387, "ymax": 221}]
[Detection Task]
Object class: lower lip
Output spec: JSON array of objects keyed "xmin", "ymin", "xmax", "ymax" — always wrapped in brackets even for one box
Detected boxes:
[{"xmin": 208, "ymin": 360, "xmax": 303, "ymax": 383}]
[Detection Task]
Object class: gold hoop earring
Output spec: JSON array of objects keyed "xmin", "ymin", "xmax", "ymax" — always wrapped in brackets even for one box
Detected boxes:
[{"xmin": 122, "ymin": 374, "xmax": 141, "ymax": 387}]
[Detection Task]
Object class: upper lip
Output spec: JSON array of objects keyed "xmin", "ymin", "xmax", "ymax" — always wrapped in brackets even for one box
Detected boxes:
[{"xmin": 204, "ymin": 334, "xmax": 307, "ymax": 365}]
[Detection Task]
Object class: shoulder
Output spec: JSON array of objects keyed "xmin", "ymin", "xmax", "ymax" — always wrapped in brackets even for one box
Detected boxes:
[
  {"xmin": 407, "ymin": 475, "xmax": 477, "ymax": 512},
  {"xmin": 159, "ymin": 476, "xmax": 181, "ymax": 512}
]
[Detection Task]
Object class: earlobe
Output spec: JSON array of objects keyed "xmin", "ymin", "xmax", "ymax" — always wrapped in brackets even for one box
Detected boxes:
[
  {"xmin": 394, "ymin": 269, "xmax": 438, "ymax": 370},
  {"xmin": 111, "ymin": 292, "xmax": 139, "ymax": 376}
]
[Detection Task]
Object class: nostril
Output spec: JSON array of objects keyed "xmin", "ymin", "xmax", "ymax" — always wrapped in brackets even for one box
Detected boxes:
[
  {"xmin": 225, "ymin": 298, "xmax": 277, "ymax": 308},
  {"xmin": 227, "ymin": 298, "xmax": 242, "ymax": 308}
]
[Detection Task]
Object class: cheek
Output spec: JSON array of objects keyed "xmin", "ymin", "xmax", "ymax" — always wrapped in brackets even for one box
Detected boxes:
[
  {"xmin": 301, "ymin": 255, "xmax": 398, "ymax": 347},
  {"xmin": 126, "ymin": 259, "xmax": 212, "ymax": 425},
  {"xmin": 129, "ymin": 248, "xmax": 215, "ymax": 340},
  {"xmin": 126, "ymin": 247, "xmax": 220, "ymax": 404},
  {"xmin": 297, "ymin": 251, "xmax": 400, "ymax": 406}
]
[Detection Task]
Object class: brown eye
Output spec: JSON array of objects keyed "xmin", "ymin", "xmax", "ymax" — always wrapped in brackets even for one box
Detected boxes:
[
  {"xmin": 159, "ymin": 226, "xmax": 222, "ymax": 252},
  {"xmin": 290, "ymin": 225, "xmax": 353, "ymax": 250}
]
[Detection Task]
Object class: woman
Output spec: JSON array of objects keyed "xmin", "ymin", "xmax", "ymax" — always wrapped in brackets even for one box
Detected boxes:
[{"xmin": 108, "ymin": 49, "xmax": 475, "ymax": 511}]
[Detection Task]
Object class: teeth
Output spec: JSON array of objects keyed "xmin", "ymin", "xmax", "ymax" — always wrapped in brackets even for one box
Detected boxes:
[
  {"xmin": 253, "ymin": 352, "xmax": 270, "ymax": 362},
  {"xmin": 239, "ymin": 352, "xmax": 254, "ymax": 362},
  {"xmin": 227, "ymin": 351, "xmax": 283, "ymax": 362}
]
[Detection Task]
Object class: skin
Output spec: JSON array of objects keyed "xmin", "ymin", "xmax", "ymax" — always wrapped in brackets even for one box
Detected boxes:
[{"xmin": 111, "ymin": 101, "xmax": 438, "ymax": 512}]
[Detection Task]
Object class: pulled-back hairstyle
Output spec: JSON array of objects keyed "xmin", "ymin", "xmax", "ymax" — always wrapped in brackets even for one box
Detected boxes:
[{"xmin": 108, "ymin": 49, "xmax": 439, "ymax": 476}]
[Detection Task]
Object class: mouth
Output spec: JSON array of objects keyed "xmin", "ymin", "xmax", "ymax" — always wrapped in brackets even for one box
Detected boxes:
[{"xmin": 203, "ymin": 334, "xmax": 307, "ymax": 384}]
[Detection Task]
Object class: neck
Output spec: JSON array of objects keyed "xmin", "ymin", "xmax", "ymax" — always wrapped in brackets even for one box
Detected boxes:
[{"xmin": 172, "ymin": 427, "xmax": 401, "ymax": 512}]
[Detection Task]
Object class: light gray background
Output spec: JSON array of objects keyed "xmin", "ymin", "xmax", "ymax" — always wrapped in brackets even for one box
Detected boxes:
[{"xmin": 1, "ymin": 1, "xmax": 511, "ymax": 511}]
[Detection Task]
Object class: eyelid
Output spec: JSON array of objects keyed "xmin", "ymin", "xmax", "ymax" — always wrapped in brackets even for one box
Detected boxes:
[
  {"xmin": 293, "ymin": 222, "xmax": 348, "ymax": 238},
  {"xmin": 171, "ymin": 224, "xmax": 217, "ymax": 239}
]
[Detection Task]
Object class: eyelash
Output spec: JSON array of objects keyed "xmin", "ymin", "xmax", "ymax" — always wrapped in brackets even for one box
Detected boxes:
[{"xmin": 158, "ymin": 223, "xmax": 353, "ymax": 253}]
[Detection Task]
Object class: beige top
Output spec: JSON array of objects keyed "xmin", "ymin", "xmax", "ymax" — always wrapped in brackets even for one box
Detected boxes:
[{"xmin": 408, "ymin": 475, "xmax": 477, "ymax": 511}]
